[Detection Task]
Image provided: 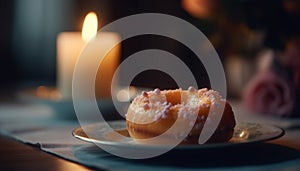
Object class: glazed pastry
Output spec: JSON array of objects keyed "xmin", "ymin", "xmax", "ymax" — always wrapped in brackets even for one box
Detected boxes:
[{"xmin": 126, "ymin": 87, "xmax": 236, "ymax": 144}]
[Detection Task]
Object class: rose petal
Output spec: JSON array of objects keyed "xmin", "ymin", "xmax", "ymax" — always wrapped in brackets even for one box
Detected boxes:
[{"xmin": 243, "ymin": 69, "xmax": 294, "ymax": 117}]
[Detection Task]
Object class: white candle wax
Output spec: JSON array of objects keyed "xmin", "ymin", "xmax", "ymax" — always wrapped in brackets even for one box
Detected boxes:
[{"xmin": 56, "ymin": 32, "xmax": 120, "ymax": 99}]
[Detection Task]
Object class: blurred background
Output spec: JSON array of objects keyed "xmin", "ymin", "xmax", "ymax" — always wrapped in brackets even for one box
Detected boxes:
[{"xmin": 0, "ymin": 0, "xmax": 299, "ymax": 108}]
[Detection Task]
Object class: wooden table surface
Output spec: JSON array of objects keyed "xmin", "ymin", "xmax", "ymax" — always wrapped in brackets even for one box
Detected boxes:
[{"xmin": 0, "ymin": 134, "xmax": 93, "ymax": 171}]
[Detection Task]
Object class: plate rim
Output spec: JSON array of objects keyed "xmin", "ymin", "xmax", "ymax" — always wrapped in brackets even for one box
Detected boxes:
[{"xmin": 72, "ymin": 120, "xmax": 285, "ymax": 150}]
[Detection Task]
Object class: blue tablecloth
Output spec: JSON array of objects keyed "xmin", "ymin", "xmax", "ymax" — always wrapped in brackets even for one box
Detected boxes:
[{"xmin": 1, "ymin": 100, "xmax": 300, "ymax": 171}]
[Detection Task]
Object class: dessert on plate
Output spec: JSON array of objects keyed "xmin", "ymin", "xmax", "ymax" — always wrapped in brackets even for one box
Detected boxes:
[{"xmin": 126, "ymin": 87, "xmax": 236, "ymax": 145}]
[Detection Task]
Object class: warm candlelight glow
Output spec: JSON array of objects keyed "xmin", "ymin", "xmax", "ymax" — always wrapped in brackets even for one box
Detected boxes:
[
  {"xmin": 57, "ymin": 11, "xmax": 120, "ymax": 99},
  {"xmin": 82, "ymin": 12, "xmax": 98, "ymax": 42}
]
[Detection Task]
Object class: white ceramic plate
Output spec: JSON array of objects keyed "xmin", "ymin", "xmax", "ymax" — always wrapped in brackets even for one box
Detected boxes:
[{"xmin": 72, "ymin": 120, "xmax": 284, "ymax": 150}]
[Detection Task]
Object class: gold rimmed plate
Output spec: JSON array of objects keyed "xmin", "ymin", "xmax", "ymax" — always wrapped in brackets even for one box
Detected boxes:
[{"xmin": 72, "ymin": 120, "xmax": 284, "ymax": 151}]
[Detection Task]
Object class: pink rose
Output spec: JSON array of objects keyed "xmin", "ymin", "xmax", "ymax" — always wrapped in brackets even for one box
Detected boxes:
[{"xmin": 243, "ymin": 69, "xmax": 295, "ymax": 117}]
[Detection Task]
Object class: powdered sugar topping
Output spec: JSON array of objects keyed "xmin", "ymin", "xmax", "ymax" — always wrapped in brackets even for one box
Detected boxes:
[{"xmin": 126, "ymin": 87, "xmax": 226, "ymax": 124}]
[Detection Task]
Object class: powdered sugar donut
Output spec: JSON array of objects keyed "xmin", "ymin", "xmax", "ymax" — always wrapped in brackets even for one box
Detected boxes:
[{"xmin": 126, "ymin": 87, "xmax": 236, "ymax": 144}]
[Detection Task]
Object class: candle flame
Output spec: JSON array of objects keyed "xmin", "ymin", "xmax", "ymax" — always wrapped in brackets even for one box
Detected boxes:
[{"xmin": 82, "ymin": 12, "xmax": 98, "ymax": 42}]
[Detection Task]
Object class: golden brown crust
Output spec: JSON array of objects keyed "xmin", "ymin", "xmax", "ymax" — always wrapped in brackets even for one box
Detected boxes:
[{"xmin": 126, "ymin": 88, "xmax": 236, "ymax": 145}]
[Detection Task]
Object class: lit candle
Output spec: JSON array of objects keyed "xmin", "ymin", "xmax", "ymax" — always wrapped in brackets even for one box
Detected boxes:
[{"xmin": 57, "ymin": 12, "xmax": 120, "ymax": 99}]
